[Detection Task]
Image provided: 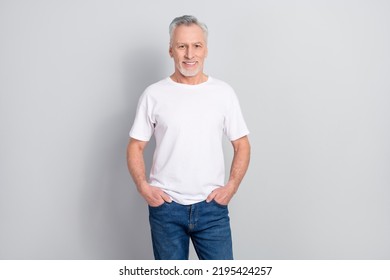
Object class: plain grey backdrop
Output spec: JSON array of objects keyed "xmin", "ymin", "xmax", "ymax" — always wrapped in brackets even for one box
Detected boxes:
[{"xmin": 1, "ymin": 0, "xmax": 389, "ymax": 259}]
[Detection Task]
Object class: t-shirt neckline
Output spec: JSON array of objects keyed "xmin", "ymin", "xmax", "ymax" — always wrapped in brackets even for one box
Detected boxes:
[{"xmin": 167, "ymin": 76, "xmax": 212, "ymax": 87}]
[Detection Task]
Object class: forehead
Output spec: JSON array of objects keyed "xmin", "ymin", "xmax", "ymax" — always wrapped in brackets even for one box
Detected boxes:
[{"xmin": 172, "ymin": 24, "xmax": 206, "ymax": 43}]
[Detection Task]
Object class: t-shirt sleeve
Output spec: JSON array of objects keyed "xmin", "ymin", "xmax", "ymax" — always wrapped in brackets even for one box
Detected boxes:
[
  {"xmin": 224, "ymin": 90, "xmax": 250, "ymax": 141},
  {"xmin": 129, "ymin": 92, "xmax": 155, "ymax": 141}
]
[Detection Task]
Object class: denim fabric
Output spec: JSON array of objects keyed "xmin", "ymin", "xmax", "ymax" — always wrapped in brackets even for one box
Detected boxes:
[{"xmin": 148, "ymin": 200, "xmax": 233, "ymax": 260}]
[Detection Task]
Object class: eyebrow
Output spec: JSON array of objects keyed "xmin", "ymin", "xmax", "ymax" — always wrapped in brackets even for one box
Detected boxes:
[{"xmin": 176, "ymin": 42, "xmax": 204, "ymax": 45}]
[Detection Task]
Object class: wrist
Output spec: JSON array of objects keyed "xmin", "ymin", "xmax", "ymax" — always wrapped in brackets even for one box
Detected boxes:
[
  {"xmin": 225, "ymin": 181, "xmax": 238, "ymax": 194},
  {"xmin": 137, "ymin": 182, "xmax": 151, "ymax": 194}
]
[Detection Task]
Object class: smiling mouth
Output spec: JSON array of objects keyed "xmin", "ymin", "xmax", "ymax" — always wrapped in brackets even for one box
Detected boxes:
[{"xmin": 183, "ymin": 61, "xmax": 197, "ymax": 66}]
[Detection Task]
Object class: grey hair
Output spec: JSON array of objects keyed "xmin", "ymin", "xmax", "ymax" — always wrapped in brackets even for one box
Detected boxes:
[{"xmin": 169, "ymin": 15, "xmax": 208, "ymax": 46}]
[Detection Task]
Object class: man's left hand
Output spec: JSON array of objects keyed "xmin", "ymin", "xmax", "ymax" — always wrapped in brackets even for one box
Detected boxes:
[{"xmin": 206, "ymin": 185, "xmax": 236, "ymax": 206}]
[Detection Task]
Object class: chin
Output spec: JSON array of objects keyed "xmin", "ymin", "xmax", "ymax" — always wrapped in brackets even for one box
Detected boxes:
[{"xmin": 178, "ymin": 67, "xmax": 200, "ymax": 77}]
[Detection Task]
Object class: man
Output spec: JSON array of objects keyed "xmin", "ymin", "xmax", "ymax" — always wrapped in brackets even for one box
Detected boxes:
[{"xmin": 127, "ymin": 15, "xmax": 250, "ymax": 260}]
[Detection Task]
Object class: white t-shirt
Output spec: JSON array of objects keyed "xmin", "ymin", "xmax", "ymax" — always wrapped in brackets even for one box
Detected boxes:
[{"xmin": 129, "ymin": 76, "xmax": 249, "ymax": 205}]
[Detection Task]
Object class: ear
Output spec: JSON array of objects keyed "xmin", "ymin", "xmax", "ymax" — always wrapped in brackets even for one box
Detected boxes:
[{"xmin": 169, "ymin": 46, "xmax": 173, "ymax": 58}]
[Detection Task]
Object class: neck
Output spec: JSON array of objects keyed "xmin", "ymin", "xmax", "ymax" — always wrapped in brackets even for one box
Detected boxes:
[{"xmin": 170, "ymin": 72, "xmax": 208, "ymax": 85}]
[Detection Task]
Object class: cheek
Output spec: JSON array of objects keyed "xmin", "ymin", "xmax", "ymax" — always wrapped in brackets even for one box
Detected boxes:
[
  {"xmin": 198, "ymin": 49, "xmax": 207, "ymax": 58},
  {"xmin": 172, "ymin": 51, "xmax": 184, "ymax": 60},
  {"xmin": 170, "ymin": 52, "xmax": 179, "ymax": 61},
  {"xmin": 174, "ymin": 55, "xmax": 181, "ymax": 62},
  {"xmin": 198, "ymin": 52, "xmax": 206, "ymax": 60}
]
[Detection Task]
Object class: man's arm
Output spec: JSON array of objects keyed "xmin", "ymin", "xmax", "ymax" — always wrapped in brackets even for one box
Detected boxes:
[
  {"xmin": 127, "ymin": 138, "xmax": 171, "ymax": 207},
  {"xmin": 206, "ymin": 135, "xmax": 251, "ymax": 205}
]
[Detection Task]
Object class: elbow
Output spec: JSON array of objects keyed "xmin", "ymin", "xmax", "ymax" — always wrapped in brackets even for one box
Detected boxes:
[{"xmin": 127, "ymin": 138, "xmax": 147, "ymax": 160}]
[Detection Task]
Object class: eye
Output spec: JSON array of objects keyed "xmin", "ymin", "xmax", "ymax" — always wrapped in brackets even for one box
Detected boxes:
[
  {"xmin": 177, "ymin": 45, "xmax": 185, "ymax": 49},
  {"xmin": 195, "ymin": 44, "xmax": 202, "ymax": 48}
]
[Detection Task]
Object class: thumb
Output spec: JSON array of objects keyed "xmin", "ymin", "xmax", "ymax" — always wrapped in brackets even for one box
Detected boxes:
[{"xmin": 206, "ymin": 191, "xmax": 216, "ymax": 203}]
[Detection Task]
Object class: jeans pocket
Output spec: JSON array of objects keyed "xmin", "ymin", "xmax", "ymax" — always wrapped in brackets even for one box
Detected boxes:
[
  {"xmin": 148, "ymin": 201, "xmax": 167, "ymax": 209},
  {"xmin": 211, "ymin": 199, "xmax": 228, "ymax": 208}
]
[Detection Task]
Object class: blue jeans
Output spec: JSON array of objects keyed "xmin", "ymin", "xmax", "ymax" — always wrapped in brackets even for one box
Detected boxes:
[{"xmin": 148, "ymin": 200, "xmax": 233, "ymax": 260}]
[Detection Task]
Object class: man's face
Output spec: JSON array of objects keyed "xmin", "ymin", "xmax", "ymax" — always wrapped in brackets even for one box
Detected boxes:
[{"xmin": 169, "ymin": 24, "xmax": 208, "ymax": 77}]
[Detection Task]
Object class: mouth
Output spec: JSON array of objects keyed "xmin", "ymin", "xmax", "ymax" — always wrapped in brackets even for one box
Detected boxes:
[{"xmin": 183, "ymin": 61, "xmax": 197, "ymax": 67}]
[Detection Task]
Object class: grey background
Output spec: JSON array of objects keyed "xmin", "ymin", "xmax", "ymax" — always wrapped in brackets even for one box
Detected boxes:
[{"xmin": 1, "ymin": 0, "xmax": 389, "ymax": 259}]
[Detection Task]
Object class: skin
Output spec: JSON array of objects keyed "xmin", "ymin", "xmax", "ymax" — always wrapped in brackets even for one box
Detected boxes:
[
  {"xmin": 127, "ymin": 23, "xmax": 251, "ymax": 207},
  {"xmin": 169, "ymin": 24, "xmax": 208, "ymax": 85}
]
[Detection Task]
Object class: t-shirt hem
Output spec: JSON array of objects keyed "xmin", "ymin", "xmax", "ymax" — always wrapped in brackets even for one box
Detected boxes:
[
  {"xmin": 129, "ymin": 132, "xmax": 151, "ymax": 142},
  {"xmin": 229, "ymin": 130, "xmax": 250, "ymax": 141}
]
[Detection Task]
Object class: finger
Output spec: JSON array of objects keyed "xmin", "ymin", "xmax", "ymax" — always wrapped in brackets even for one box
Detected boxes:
[
  {"xmin": 146, "ymin": 196, "xmax": 164, "ymax": 207},
  {"xmin": 206, "ymin": 191, "xmax": 217, "ymax": 203},
  {"xmin": 160, "ymin": 192, "xmax": 172, "ymax": 203},
  {"xmin": 215, "ymin": 196, "xmax": 229, "ymax": 205},
  {"xmin": 148, "ymin": 200, "xmax": 165, "ymax": 207}
]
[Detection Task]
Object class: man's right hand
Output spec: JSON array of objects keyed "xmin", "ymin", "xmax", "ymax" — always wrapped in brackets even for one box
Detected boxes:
[{"xmin": 140, "ymin": 184, "xmax": 172, "ymax": 207}]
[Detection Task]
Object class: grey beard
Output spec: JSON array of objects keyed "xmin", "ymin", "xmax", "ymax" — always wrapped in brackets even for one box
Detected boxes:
[{"xmin": 178, "ymin": 66, "xmax": 200, "ymax": 77}]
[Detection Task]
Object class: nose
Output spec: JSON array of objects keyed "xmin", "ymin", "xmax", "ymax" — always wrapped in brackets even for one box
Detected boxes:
[{"xmin": 185, "ymin": 46, "xmax": 194, "ymax": 59}]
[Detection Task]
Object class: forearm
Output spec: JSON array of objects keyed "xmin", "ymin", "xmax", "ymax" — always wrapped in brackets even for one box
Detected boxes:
[
  {"xmin": 226, "ymin": 136, "xmax": 251, "ymax": 193},
  {"xmin": 127, "ymin": 138, "xmax": 172, "ymax": 206},
  {"xmin": 127, "ymin": 139, "xmax": 149, "ymax": 193}
]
